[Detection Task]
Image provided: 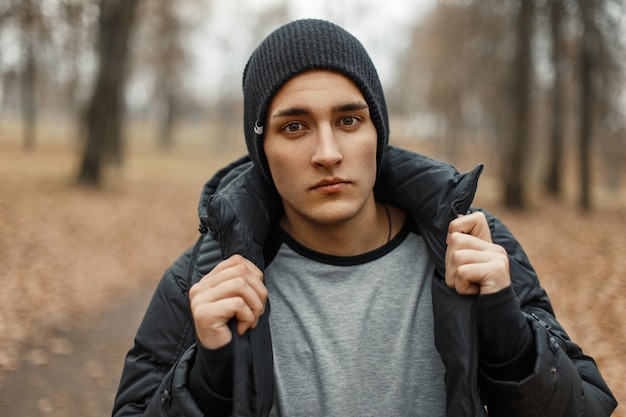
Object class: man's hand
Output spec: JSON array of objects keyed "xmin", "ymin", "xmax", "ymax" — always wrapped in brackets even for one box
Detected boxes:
[
  {"xmin": 189, "ymin": 254, "xmax": 267, "ymax": 349},
  {"xmin": 445, "ymin": 212, "xmax": 510, "ymax": 295}
]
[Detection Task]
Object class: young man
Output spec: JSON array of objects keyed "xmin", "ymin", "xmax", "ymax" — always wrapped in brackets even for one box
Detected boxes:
[{"xmin": 113, "ymin": 19, "xmax": 617, "ymax": 417}]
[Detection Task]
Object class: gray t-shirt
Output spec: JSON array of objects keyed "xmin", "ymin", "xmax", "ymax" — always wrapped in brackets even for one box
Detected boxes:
[{"xmin": 264, "ymin": 221, "xmax": 446, "ymax": 417}]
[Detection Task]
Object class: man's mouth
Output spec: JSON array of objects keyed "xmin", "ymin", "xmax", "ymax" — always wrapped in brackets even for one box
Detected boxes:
[{"xmin": 311, "ymin": 178, "xmax": 349, "ymax": 193}]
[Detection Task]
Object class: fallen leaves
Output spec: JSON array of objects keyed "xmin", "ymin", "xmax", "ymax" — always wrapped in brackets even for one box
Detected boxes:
[{"xmin": 0, "ymin": 131, "xmax": 624, "ymax": 415}]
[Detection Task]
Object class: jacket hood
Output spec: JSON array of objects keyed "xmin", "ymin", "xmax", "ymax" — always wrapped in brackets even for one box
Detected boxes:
[
  {"xmin": 198, "ymin": 155, "xmax": 282, "ymax": 270},
  {"xmin": 199, "ymin": 146, "xmax": 483, "ymax": 262},
  {"xmin": 375, "ymin": 146, "xmax": 483, "ymax": 275}
]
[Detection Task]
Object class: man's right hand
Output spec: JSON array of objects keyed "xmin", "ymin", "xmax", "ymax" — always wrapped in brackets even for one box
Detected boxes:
[{"xmin": 189, "ymin": 254, "xmax": 267, "ymax": 349}]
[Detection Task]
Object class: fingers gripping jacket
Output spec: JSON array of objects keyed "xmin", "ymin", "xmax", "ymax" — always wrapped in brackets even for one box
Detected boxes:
[{"xmin": 203, "ymin": 159, "xmax": 281, "ymax": 416}]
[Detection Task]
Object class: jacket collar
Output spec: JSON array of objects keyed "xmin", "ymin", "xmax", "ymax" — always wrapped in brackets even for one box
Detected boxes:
[
  {"xmin": 198, "ymin": 155, "xmax": 281, "ymax": 270},
  {"xmin": 196, "ymin": 146, "xmax": 484, "ymax": 417},
  {"xmin": 376, "ymin": 146, "xmax": 484, "ymax": 275},
  {"xmin": 199, "ymin": 146, "xmax": 483, "ymax": 273}
]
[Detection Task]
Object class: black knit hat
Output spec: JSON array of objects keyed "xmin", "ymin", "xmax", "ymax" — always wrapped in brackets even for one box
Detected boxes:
[{"xmin": 242, "ymin": 19, "xmax": 389, "ymax": 184}]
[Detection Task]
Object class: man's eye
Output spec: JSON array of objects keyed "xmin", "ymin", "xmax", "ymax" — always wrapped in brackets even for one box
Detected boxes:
[
  {"xmin": 282, "ymin": 122, "xmax": 303, "ymax": 133},
  {"xmin": 339, "ymin": 116, "xmax": 360, "ymax": 127}
]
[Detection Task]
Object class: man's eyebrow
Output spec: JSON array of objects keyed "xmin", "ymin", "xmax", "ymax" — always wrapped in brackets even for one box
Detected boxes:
[
  {"xmin": 332, "ymin": 102, "xmax": 369, "ymax": 113},
  {"xmin": 271, "ymin": 107, "xmax": 310, "ymax": 118}
]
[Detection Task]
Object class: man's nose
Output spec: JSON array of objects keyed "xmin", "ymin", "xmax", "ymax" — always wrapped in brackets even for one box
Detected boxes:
[{"xmin": 311, "ymin": 126, "xmax": 343, "ymax": 168}]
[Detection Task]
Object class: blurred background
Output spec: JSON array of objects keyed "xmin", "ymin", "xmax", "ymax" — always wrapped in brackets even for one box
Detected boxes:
[{"xmin": 0, "ymin": 0, "xmax": 625, "ymax": 416}]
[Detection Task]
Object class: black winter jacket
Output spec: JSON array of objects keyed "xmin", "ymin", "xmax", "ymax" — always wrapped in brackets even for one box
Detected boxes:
[{"xmin": 113, "ymin": 146, "xmax": 617, "ymax": 417}]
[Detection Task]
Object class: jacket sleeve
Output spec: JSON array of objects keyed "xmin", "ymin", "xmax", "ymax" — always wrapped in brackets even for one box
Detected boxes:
[
  {"xmin": 477, "ymin": 210, "xmax": 617, "ymax": 417},
  {"xmin": 112, "ymin": 247, "xmax": 232, "ymax": 417}
]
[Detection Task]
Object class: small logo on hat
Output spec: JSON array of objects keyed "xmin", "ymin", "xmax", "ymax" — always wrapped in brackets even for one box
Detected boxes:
[{"xmin": 254, "ymin": 121, "xmax": 264, "ymax": 135}]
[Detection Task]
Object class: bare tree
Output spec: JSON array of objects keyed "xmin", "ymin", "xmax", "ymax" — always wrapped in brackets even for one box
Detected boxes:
[
  {"xmin": 544, "ymin": 0, "xmax": 565, "ymax": 197},
  {"xmin": 144, "ymin": 2, "xmax": 189, "ymax": 148},
  {"xmin": 394, "ymin": 0, "xmax": 625, "ymax": 210},
  {"xmin": 150, "ymin": 3, "xmax": 182, "ymax": 148},
  {"xmin": 503, "ymin": 0, "xmax": 535, "ymax": 209},
  {"xmin": 392, "ymin": 1, "xmax": 516, "ymax": 165},
  {"xmin": 16, "ymin": 0, "xmax": 45, "ymax": 151},
  {"xmin": 1, "ymin": 0, "xmax": 99, "ymax": 138},
  {"xmin": 577, "ymin": 0, "xmax": 596, "ymax": 210},
  {"xmin": 59, "ymin": 0, "xmax": 91, "ymax": 115},
  {"xmin": 578, "ymin": 0, "xmax": 625, "ymax": 209},
  {"xmin": 78, "ymin": 0, "xmax": 140, "ymax": 186},
  {"xmin": 403, "ymin": 0, "xmax": 536, "ymax": 208}
]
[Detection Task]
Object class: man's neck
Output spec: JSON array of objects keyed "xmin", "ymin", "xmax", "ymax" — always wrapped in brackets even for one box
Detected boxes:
[{"xmin": 279, "ymin": 202, "xmax": 404, "ymax": 256}]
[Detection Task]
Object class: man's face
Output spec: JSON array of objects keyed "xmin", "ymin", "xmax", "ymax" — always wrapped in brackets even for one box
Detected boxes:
[{"xmin": 264, "ymin": 69, "xmax": 378, "ymax": 231}]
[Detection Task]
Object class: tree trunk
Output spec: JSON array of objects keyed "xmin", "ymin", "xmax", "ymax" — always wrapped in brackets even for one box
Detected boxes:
[
  {"xmin": 544, "ymin": 0, "xmax": 564, "ymax": 197},
  {"xmin": 579, "ymin": 55, "xmax": 592, "ymax": 211},
  {"xmin": 159, "ymin": 88, "xmax": 176, "ymax": 149},
  {"xmin": 21, "ymin": 38, "xmax": 36, "ymax": 151},
  {"xmin": 78, "ymin": 0, "xmax": 139, "ymax": 186},
  {"xmin": 578, "ymin": 0, "xmax": 595, "ymax": 211},
  {"xmin": 18, "ymin": 0, "xmax": 37, "ymax": 151},
  {"xmin": 504, "ymin": 0, "xmax": 534, "ymax": 209}
]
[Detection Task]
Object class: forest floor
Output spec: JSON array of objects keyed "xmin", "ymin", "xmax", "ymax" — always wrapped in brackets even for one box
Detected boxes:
[{"xmin": 0, "ymin": 121, "xmax": 624, "ymax": 416}]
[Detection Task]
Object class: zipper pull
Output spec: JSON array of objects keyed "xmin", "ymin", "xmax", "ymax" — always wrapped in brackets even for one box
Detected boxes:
[{"xmin": 530, "ymin": 313, "xmax": 552, "ymax": 330}]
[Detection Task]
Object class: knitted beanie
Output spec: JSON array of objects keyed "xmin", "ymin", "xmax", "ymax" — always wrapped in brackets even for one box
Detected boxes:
[{"xmin": 242, "ymin": 19, "xmax": 389, "ymax": 184}]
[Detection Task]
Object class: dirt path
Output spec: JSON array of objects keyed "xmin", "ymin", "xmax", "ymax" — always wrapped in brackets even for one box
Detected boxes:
[{"xmin": 0, "ymin": 287, "xmax": 153, "ymax": 417}]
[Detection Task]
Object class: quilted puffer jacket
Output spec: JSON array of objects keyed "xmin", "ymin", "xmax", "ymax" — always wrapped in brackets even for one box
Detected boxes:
[{"xmin": 112, "ymin": 146, "xmax": 617, "ymax": 417}]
